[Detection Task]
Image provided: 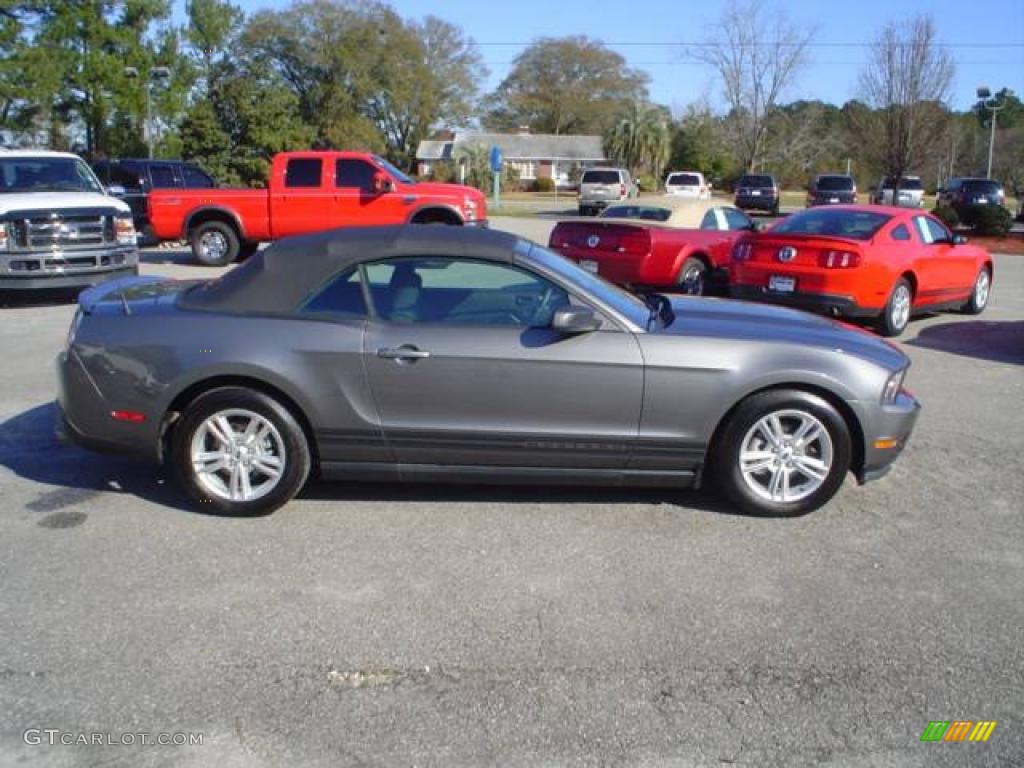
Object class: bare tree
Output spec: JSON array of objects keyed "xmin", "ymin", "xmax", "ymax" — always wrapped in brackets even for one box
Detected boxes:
[
  {"xmin": 689, "ymin": 0, "xmax": 813, "ymax": 172},
  {"xmin": 858, "ymin": 15, "xmax": 954, "ymax": 203}
]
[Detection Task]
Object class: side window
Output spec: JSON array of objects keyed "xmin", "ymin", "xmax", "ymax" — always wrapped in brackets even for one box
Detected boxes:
[
  {"xmin": 924, "ymin": 217, "xmax": 951, "ymax": 243},
  {"xmin": 913, "ymin": 216, "xmax": 935, "ymax": 244},
  {"xmin": 699, "ymin": 210, "xmax": 719, "ymax": 230},
  {"xmin": 149, "ymin": 164, "xmax": 178, "ymax": 188},
  {"xmin": 109, "ymin": 165, "xmax": 143, "ymax": 191},
  {"xmin": 182, "ymin": 165, "xmax": 215, "ymax": 188},
  {"xmin": 364, "ymin": 258, "xmax": 570, "ymax": 327},
  {"xmin": 722, "ymin": 207, "xmax": 753, "ymax": 231},
  {"xmin": 335, "ymin": 159, "xmax": 377, "ymax": 192},
  {"xmin": 891, "ymin": 224, "xmax": 911, "ymax": 241},
  {"xmin": 285, "ymin": 158, "xmax": 322, "ymax": 188},
  {"xmin": 299, "ymin": 268, "xmax": 367, "ymax": 318}
]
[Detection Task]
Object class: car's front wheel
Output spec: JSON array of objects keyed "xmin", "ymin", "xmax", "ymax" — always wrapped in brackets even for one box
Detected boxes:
[
  {"xmin": 678, "ymin": 257, "xmax": 708, "ymax": 295},
  {"xmin": 713, "ymin": 389, "xmax": 852, "ymax": 517},
  {"xmin": 961, "ymin": 266, "xmax": 991, "ymax": 315},
  {"xmin": 172, "ymin": 387, "xmax": 311, "ymax": 515}
]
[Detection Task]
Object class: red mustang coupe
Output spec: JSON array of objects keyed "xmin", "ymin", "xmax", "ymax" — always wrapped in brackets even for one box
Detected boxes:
[
  {"xmin": 548, "ymin": 199, "xmax": 759, "ymax": 295},
  {"xmin": 729, "ymin": 205, "xmax": 993, "ymax": 336}
]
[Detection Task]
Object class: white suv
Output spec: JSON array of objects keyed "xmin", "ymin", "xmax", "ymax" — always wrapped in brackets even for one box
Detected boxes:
[
  {"xmin": 0, "ymin": 150, "xmax": 137, "ymax": 292},
  {"xmin": 665, "ymin": 171, "xmax": 710, "ymax": 199},
  {"xmin": 578, "ymin": 168, "xmax": 634, "ymax": 216}
]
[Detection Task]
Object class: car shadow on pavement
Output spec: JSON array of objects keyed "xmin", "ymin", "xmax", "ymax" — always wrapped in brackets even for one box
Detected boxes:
[
  {"xmin": 0, "ymin": 402, "xmax": 195, "ymax": 515},
  {"xmin": 907, "ymin": 320, "xmax": 1024, "ymax": 365},
  {"xmin": 1, "ymin": 402, "xmax": 757, "ymax": 519},
  {"xmin": 0, "ymin": 288, "xmax": 80, "ymax": 308}
]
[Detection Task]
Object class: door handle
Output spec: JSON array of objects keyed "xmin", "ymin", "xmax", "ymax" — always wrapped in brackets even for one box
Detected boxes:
[{"xmin": 377, "ymin": 345, "xmax": 431, "ymax": 361}]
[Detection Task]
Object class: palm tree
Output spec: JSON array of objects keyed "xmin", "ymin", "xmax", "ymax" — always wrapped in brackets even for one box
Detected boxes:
[{"xmin": 603, "ymin": 102, "xmax": 671, "ymax": 182}]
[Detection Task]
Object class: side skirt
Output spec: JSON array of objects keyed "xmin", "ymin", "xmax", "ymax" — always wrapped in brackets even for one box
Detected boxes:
[{"xmin": 320, "ymin": 461, "xmax": 699, "ymax": 489}]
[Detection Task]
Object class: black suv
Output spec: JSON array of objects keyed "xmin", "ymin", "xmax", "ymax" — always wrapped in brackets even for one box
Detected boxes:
[
  {"xmin": 937, "ymin": 177, "xmax": 1006, "ymax": 218},
  {"xmin": 92, "ymin": 159, "xmax": 216, "ymax": 242},
  {"xmin": 733, "ymin": 173, "xmax": 780, "ymax": 215},
  {"xmin": 807, "ymin": 174, "xmax": 857, "ymax": 207}
]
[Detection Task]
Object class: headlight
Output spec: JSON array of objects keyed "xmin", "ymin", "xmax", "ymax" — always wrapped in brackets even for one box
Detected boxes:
[
  {"xmin": 881, "ymin": 368, "xmax": 906, "ymax": 404},
  {"xmin": 114, "ymin": 215, "xmax": 136, "ymax": 245},
  {"xmin": 66, "ymin": 309, "xmax": 83, "ymax": 349}
]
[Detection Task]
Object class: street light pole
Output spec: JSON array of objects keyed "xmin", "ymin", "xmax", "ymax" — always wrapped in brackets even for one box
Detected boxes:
[
  {"xmin": 976, "ymin": 86, "xmax": 1005, "ymax": 180},
  {"xmin": 124, "ymin": 66, "xmax": 171, "ymax": 158}
]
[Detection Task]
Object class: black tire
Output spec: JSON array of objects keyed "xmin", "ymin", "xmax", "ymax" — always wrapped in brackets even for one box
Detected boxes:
[
  {"xmin": 877, "ymin": 277, "xmax": 913, "ymax": 337},
  {"xmin": 678, "ymin": 256, "xmax": 708, "ymax": 296},
  {"xmin": 171, "ymin": 387, "xmax": 311, "ymax": 516},
  {"xmin": 712, "ymin": 389, "xmax": 852, "ymax": 517},
  {"xmin": 190, "ymin": 220, "xmax": 240, "ymax": 267},
  {"xmin": 960, "ymin": 266, "xmax": 991, "ymax": 315},
  {"xmin": 770, "ymin": 204, "xmax": 780, "ymax": 217},
  {"xmin": 236, "ymin": 241, "xmax": 260, "ymax": 262}
]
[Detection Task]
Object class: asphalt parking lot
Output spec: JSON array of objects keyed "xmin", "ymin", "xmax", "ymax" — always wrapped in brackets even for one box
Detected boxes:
[{"xmin": 1, "ymin": 218, "xmax": 1022, "ymax": 767}]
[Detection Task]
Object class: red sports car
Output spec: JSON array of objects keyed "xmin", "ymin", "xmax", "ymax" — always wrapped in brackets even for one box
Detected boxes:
[
  {"xmin": 729, "ymin": 205, "xmax": 993, "ymax": 336},
  {"xmin": 548, "ymin": 199, "xmax": 759, "ymax": 295}
]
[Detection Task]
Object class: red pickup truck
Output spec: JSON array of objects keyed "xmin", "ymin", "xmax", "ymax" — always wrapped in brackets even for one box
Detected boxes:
[{"xmin": 148, "ymin": 151, "xmax": 488, "ymax": 265}]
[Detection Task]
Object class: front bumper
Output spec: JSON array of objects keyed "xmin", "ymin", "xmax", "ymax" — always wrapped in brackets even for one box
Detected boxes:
[
  {"xmin": 855, "ymin": 391, "xmax": 921, "ymax": 484},
  {"xmin": 0, "ymin": 246, "xmax": 138, "ymax": 291},
  {"xmin": 464, "ymin": 218, "xmax": 489, "ymax": 228},
  {"xmin": 730, "ymin": 284, "xmax": 879, "ymax": 319}
]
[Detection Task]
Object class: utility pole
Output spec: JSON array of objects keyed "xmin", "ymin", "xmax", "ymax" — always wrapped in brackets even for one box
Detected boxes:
[
  {"xmin": 124, "ymin": 66, "xmax": 171, "ymax": 158},
  {"xmin": 976, "ymin": 86, "xmax": 1005, "ymax": 180}
]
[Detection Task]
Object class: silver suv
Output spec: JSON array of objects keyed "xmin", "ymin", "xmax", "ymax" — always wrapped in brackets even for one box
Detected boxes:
[
  {"xmin": 578, "ymin": 167, "xmax": 634, "ymax": 216},
  {"xmin": 871, "ymin": 176, "xmax": 925, "ymax": 207}
]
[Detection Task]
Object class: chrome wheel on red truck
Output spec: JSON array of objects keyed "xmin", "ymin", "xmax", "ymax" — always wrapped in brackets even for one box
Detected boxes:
[{"xmin": 192, "ymin": 221, "xmax": 240, "ymax": 267}]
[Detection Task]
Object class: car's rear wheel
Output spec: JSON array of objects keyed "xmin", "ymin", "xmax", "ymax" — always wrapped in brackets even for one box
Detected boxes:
[
  {"xmin": 678, "ymin": 257, "xmax": 708, "ymax": 295},
  {"xmin": 961, "ymin": 266, "xmax": 991, "ymax": 315},
  {"xmin": 191, "ymin": 221, "xmax": 240, "ymax": 267},
  {"xmin": 172, "ymin": 387, "xmax": 311, "ymax": 515},
  {"xmin": 877, "ymin": 278, "xmax": 913, "ymax": 337},
  {"xmin": 712, "ymin": 389, "xmax": 852, "ymax": 517}
]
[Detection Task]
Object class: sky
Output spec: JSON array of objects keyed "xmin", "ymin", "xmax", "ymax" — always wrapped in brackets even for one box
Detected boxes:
[{"xmin": 192, "ymin": 0, "xmax": 1024, "ymax": 113}]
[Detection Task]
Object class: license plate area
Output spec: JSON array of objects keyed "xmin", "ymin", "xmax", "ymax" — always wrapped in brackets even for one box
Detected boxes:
[
  {"xmin": 769, "ymin": 275, "xmax": 796, "ymax": 293},
  {"xmin": 580, "ymin": 259, "xmax": 599, "ymax": 274}
]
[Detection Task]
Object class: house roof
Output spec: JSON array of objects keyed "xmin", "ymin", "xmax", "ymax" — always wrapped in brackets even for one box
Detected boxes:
[{"xmin": 416, "ymin": 132, "xmax": 606, "ymax": 162}]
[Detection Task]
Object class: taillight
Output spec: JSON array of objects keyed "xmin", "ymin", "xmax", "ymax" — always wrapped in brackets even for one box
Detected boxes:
[
  {"xmin": 819, "ymin": 250, "xmax": 861, "ymax": 268},
  {"xmin": 620, "ymin": 183, "xmax": 626, "ymax": 197},
  {"xmin": 732, "ymin": 242, "xmax": 753, "ymax": 262}
]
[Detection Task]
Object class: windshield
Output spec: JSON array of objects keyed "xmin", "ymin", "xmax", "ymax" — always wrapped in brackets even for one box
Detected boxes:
[
  {"xmin": 372, "ymin": 155, "xmax": 414, "ymax": 185},
  {"xmin": 599, "ymin": 205, "xmax": 672, "ymax": 222},
  {"xmin": 739, "ymin": 175, "xmax": 773, "ymax": 188},
  {"xmin": 816, "ymin": 176, "xmax": 855, "ymax": 191},
  {"xmin": 667, "ymin": 173, "xmax": 701, "ymax": 187},
  {"xmin": 0, "ymin": 157, "xmax": 104, "ymax": 194},
  {"xmin": 881, "ymin": 177, "xmax": 923, "ymax": 190},
  {"xmin": 524, "ymin": 242, "xmax": 649, "ymax": 328},
  {"xmin": 962, "ymin": 180, "xmax": 1001, "ymax": 194},
  {"xmin": 773, "ymin": 208, "xmax": 892, "ymax": 241},
  {"xmin": 582, "ymin": 170, "xmax": 621, "ymax": 185}
]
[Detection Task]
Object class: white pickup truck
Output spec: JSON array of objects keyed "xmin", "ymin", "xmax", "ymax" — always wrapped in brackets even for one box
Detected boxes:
[{"xmin": 0, "ymin": 149, "xmax": 138, "ymax": 291}]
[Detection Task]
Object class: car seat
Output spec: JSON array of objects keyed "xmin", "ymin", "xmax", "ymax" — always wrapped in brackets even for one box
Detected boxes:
[{"xmin": 387, "ymin": 264, "xmax": 422, "ymax": 322}]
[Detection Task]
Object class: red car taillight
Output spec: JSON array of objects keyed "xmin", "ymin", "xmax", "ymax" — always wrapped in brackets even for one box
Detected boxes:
[
  {"xmin": 732, "ymin": 242, "xmax": 753, "ymax": 262},
  {"xmin": 620, "ymin": 183, "xmax": 626, "ymax": 197},
  {"xmin": 819, "ymin": 250, "xmax": 861, "ymax": 268}
]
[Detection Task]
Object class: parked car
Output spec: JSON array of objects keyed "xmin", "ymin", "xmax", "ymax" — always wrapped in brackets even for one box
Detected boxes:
[
  {"xmin": 729, "ymin": 205, "xmax": 993, "ymax": 337},
  {"xmin": 147, "ymin": 151, "xmax": 487, "ymax": 266},
  {"xmin": 664, "ymin": 171, "xmax": 710, "ymax": 199},
  {"xmin": 548, "ymin": 199, "xmax": 757, "ymax": 295},
  {"xmin": 0, "ymin": 149, "xmax": 137, "ymax": 292},
  {"xmin": 577, "ymin": 167, "xmax": 634, "ymax": 216},
  {"xmin": 807, "ymin": 174, "xmax": 857, "ymax": 207},
  {"xmin": 733, "ymin": 173, "xmax": 780, "ymax": 216},
  {"xmin": 937, "ymin": 177, "xmax": 1006, "ymax": 217},
  {"xmin": 56, "ymin": 225, "xmax": 920, "ymax": 518},
  {"xmin": 870, "ymin": 176, "xmax": 925, "ymax": 207},
  {"xmin": 92, "ymin": 158, "xmax": 216, "ymax": 244}
]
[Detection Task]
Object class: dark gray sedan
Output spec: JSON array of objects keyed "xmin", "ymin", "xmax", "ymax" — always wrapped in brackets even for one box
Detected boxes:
[{"xmin": 56, "ymin": 225, "xmax": 920, "ymax": 517}]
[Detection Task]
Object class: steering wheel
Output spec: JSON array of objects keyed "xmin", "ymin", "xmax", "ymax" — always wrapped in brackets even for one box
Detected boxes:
[{"xmin": 532, "ymin": 285, "xmax": 561, "ymax": 326}]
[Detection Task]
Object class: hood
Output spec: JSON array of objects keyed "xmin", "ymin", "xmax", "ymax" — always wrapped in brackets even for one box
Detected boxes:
[
  {"xmin": 409, "ymin": 181, "xmax": 485, "ymax": 202},
  {"xmin": 0, "ymin": 191, "xmax": 130, "ymax": 217},
  {"xmin": 660, "ymin": 296, "xmax": 908, "ymax": 370}
]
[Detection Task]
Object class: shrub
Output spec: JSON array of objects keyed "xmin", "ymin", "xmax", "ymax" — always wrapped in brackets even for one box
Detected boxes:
[
  {"xmin": 964, "ymin": 204, "xmax": 1012, "ymax": 236},
  {"xmin": 636, "ymin": 173, "xmax": 658, "ymax": 192},
  {"xmin": 931, "ymin": 205, "xmax": 959, "ymax": 229},
  {"xmin": 533, "ymin": 177, "xmax": 555, "ymax": 193}
]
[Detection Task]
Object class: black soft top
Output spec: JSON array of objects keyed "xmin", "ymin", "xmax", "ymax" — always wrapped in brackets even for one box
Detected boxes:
[{"xmin": 178, "ymin": 225, "xmax": 521, "ymax": 314}]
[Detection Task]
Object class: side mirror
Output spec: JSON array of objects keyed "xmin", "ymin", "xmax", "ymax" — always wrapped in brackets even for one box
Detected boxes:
[
  {"xmin": 953, "ymin": 234, "xmax": 968, "ymax": 245},
  {"xmin": 551, "ymin": 306, "xmax": 602, "ymax": 334},
  {"xmin": 107, "ymin": 184, "xmax": 127, "ymax": 197},
  {"xmin": 372, "ymin": 173, "xmax": 395, "ymax": 194}
]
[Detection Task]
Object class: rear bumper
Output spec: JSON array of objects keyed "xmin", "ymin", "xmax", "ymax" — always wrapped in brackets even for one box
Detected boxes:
[
  {"xmin": 855, "ymin": 391, "xmax": 921, "ymax": 484},
  {"xmin": 735, "ymin": 195, "xmax": 778, "ymax": 211},
  {"xmin": 730, "ymin": 284, "xmax": 879, "ymax": 319}
]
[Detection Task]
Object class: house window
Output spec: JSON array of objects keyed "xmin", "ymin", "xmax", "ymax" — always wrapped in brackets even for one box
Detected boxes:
[{"xmin": 510, "ymin": 160, "xmax": 536, "ymax": 180}]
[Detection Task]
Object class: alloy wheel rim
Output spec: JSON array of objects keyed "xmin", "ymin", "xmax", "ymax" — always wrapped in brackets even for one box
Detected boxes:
[
  {"xmin": 683, "ymin": 266, "xmax": 705, "ymax": 295},
  {"xmin": 738, "ymin": 409, "xmax": 834, "ymax": 504},
  {"xmin": 891, "ymin": 285, "xmax": 911, "ymax": 330},
  {"xmin": 190, "ymin": 409, "xmax": 286, "ymax": 502},
  {"xmin": 200, "ymin": 231, "xmax": 228, "ymax": 261},
  {"xmin": 975, "ymin": 271, "xmax": 990, "ymax": 308}
]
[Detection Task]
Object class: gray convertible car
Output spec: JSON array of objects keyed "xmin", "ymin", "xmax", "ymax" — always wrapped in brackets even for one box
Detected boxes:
[{"xmin": 56, "ymin": 225, "xmax": 920, "ymax": 517}]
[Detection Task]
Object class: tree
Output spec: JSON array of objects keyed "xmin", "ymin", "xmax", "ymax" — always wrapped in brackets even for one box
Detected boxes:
[
  {"xmin": 689, "ymin": 0, "xmax": 813, "ymax": 172},
  {"xmin": 857, "ymin": 15, "xmax": 954, "ymax": 202},
  {"xmin": 604, "ymin": 101, "xmax": 671, "ymax": 180},
  {"xmin": 483, "ymin": 36, "xmax": 649, "ymax": 135},
  {"xmin": 669, "ymin": 102, "xmax": 734, "ymax": 181},
  {"xmin": 185, "ymin": 0, "xmax": 243, "ymax": 90}
]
